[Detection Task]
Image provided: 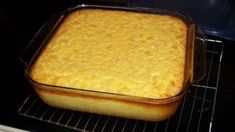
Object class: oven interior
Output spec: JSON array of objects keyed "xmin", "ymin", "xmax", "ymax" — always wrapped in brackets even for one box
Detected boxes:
[{"xmin": 1, "ymin": 0, "xmax": 235, "ymax": 132}]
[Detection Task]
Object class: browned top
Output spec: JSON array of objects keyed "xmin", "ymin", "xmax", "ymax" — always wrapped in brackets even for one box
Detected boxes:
[{"xmin": 31, "ymin": 9, "xmax": 187, "ymax": 99}]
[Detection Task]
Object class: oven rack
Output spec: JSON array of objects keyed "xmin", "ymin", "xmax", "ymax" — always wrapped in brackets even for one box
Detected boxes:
[{"xmin": 18, "ymin": 38, "xmax": 223, "ymax": 132}]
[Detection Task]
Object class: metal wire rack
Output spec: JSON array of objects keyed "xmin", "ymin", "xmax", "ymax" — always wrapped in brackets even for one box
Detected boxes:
[{"xmin": 18, "ymin": 39, "xmax": 223, "ymax": 132}]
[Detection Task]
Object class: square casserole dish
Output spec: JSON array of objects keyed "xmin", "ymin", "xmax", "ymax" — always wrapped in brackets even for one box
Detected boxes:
[{"xmin": 20, "ymin": 4, "xmax": 206, "ymax": 121}]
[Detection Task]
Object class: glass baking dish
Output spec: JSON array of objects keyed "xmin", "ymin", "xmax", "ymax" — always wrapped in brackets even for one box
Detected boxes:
[{"xmin": 20, "ymin": 4, "xmax": 206, "ymax": 121}]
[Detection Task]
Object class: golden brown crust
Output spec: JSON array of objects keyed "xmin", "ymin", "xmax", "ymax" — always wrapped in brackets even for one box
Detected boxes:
[
  {"xmin": 31, "ymin": 9, "xmax": 187, "ymax": 99},
  {"xmin": 35, "ymin": 86, "xmax": 181, "ymax": 107},
  {"xmin": 33, "ymin": 85, "xmax": 182, "ymax": 121}
]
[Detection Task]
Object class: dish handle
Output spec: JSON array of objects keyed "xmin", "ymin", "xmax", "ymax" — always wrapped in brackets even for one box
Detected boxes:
[{"xmin": 192, "ymin": 27, "xmax": 207, "ymax": 83}]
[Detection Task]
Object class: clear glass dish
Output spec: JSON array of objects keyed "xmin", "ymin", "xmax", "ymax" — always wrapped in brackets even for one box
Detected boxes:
[{"xmin": 20, "ymin": 4, "xmax": 206, "ymax": 121}]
